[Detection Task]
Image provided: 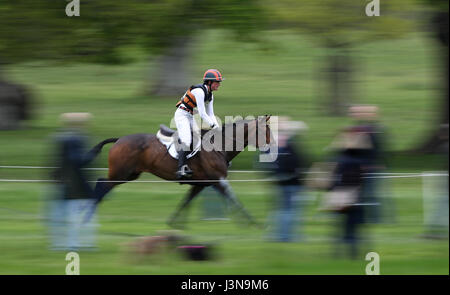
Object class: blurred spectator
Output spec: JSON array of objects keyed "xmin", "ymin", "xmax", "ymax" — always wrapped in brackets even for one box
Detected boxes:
[
  {"xmin": 422, "ymin": 124, "xmax": 449, "ymax": 239},
  {"xmin": 348, "ymin": 105, "xmax": 391, "ymax": 223},
  {"xmin": 265, "ymin": 117, "xmax": 309, "ymax": 242},
  {"xmin": 326, "ymin": 128, "xmax": 372, "ymax": 259},
  {"xmin": 46, "ymin": 113, "xmax": 98, "ymax": 251}
]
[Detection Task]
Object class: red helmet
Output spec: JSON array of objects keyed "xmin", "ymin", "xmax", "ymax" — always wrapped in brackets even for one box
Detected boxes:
[{"xmin": 203, "ymin": 69, "xmax": 224, "ymax": 82}]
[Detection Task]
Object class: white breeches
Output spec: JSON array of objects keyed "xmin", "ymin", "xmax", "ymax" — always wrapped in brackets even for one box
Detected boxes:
[{"xmin": 174, "ymin": 108, "xmax": 198, "ymax": 149}]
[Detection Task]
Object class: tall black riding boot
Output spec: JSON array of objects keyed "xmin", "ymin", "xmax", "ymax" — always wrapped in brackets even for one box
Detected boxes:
[{"xmin": 176, "ymin": 150, "xmax": 193, "ymax": 179}]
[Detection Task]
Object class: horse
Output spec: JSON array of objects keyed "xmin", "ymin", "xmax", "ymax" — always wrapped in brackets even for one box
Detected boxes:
[{"xmin": 85, "ymin": 115, "xmax": 274, "ymax": 228}]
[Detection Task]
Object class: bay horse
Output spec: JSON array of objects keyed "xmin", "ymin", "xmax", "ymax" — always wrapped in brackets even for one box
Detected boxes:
[{"xmin": 86, "ymin": 115, "xmax": 274, "ymax": 228}]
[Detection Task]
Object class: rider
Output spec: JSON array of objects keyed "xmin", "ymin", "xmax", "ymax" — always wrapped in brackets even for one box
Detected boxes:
[{"xmin": 174, "ymin": 69, "xmax": 223, "ymax": 179}]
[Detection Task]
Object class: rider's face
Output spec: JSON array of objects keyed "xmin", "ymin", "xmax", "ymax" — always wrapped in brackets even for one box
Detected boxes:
[{"xmin": 210, "ymin": 81, "xmax": 221, "ymax": 91}]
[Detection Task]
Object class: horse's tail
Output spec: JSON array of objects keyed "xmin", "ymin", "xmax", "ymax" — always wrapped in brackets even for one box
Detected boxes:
[{"xmin": 89, "ymin": 138, "xmax": 119, "ymax": 157}]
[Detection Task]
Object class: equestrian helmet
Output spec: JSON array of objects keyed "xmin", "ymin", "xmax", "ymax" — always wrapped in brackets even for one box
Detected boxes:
[{"xmin": 203, "ymin": 69, "xmax": 224, "ymax": 82}]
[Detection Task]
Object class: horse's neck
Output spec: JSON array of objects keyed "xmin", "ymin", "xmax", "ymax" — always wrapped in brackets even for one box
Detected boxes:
[
  {"xmin": 199, "ymin": 120, "xmax": 255, "ymax": 162},
  {"xmin": 224, "ymin": 122, "xmax": 252, "ymax": 162}
]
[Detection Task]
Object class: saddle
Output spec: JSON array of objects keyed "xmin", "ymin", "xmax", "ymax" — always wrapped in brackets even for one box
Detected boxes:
[{"xmin": 156, "ymin": 124, "xmax": 201, "ymax": 160}]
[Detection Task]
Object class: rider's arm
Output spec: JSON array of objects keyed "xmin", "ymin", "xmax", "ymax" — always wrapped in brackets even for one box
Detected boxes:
[
  {"xmin": 206, "ymin": 96, "xmax": 219, "ymax": 127},
  {"xmin": 192, "ymin": 88, "xmax": 216, "ymax": 127}
]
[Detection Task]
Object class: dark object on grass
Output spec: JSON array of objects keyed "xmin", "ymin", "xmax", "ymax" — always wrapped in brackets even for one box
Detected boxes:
[
  {"xmin": 127, "ymin": 232, "xmax": 185, "ymax": 256},
  {"xmin": 0, "ymin": 80, "xmax": 33, "ymax": 130},
  {"xmin": 177, "ymin": 244, "xmax": 214, "ymax": 261}
]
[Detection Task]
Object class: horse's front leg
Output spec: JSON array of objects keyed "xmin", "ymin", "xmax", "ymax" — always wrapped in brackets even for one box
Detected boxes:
[
  {"xmin": 168, "ymin": 185, "xmax": 205, "ymax": 229},
  {"xmin": 213, "ymin": 178, "xmax": 260, "ymax": 228}
]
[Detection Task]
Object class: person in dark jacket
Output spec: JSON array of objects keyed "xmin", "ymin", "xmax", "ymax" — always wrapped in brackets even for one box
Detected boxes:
[
  {"xmin": 47, "ymin": 113, "xmax": 98, "ymax": 251},
  {"xmin": 348, "ymin": 105, "xmax": 389, "ymax": 223},
  {"xmin": 266, "ymin": 117, "xmax": 309, "ymax": 242},
  {"xmin": 328, "ymin": 128, "xmax": 372, "ymax": 259}
]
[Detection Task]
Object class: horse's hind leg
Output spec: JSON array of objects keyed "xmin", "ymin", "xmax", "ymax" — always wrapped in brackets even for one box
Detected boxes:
[
  {"xmin": 84, "ymin": 170, "xmax": 139, "ymax": 223},
  {"xmin": 85, "ymin": 171, "xmax": 141, "ymax": 223},
  {"xmin": 94, "ymin": 179, "xmax": 116, "ymax": 203},
  {"xmin": 95, "ymin": 170, "xmax": 141, "ymax": 202},
  {"xmin": 168, "ymin": 185, "xmax": 205, "ymax": 229},
  {"xmin": 83, "ymin": 178, "xmax": 116, "ymax": 223}
]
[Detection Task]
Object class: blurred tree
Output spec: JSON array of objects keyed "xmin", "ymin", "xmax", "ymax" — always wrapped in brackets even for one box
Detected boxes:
[
  {"xmin": 416, "ymin": 0, "xmax": 448, "ymax": 153},
  {"xmin": 0, "ymin": 1, "xmax": 128, "ymax": 65},
  {"xmin": 0, "ymin": 0, "xmax": 58, "ymax": 128},
  {"xmin": 265, "ymin": 0, "xmax": 414, "ymax": 115},
  {"xmin": 135, "ymin": 0, "xmax": 266, "ymax": 96},
  {"xmin": 0, "ymin": 0, "xmax": 265, "ymax": 98},
  {"xmin": 0, "ymin": 0, "xmax": 138, "ymax": 128}
]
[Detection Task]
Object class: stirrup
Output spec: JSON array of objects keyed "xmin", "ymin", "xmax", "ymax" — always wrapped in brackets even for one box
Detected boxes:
[{"xmin": 176, "ymin": 164, "xmax": 193, "ymax": 179}]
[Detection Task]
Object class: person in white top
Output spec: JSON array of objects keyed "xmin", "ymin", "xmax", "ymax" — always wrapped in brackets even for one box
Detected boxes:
[{"xmin": 174, "ymin": 69, "xmax": 223, "ymax": 179}]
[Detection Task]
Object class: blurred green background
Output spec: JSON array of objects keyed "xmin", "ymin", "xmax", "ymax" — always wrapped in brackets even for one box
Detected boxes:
[{"xmin": 0, "ymin": 0, "xmax": 448, "ymax": 274}]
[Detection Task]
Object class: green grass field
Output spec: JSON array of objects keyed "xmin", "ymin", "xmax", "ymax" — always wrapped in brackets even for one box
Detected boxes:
[
  {"xmin": 0, "ymin": 176, "xmax": 448, "ymax": 274},
  {"xmin": 0, "ymin": 30, "xmax": 448, "ymax": 274}
]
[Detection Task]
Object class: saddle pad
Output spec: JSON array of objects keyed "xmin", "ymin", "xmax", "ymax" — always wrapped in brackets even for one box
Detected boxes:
[{"xmin": 156, "ymin": 130, "xmax": 201, "ymax": 160}]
